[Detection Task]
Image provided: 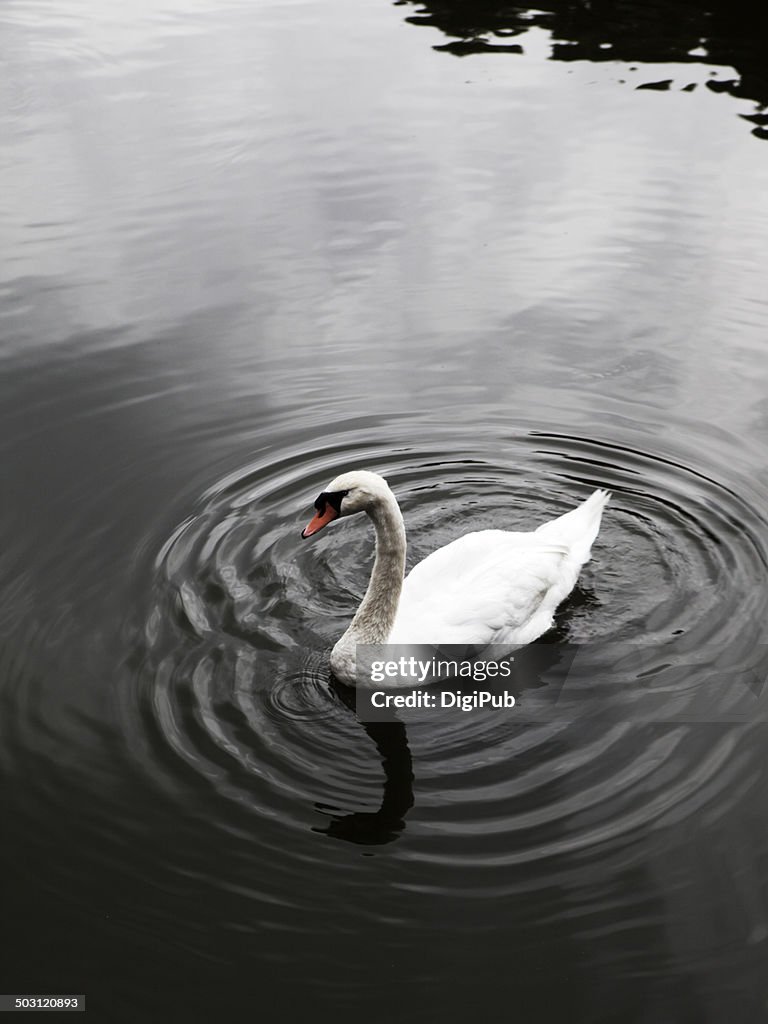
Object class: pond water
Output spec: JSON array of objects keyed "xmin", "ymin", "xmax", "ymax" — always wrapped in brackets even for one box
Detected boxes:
[{"xmin": 2, "ymin": 0, "xmax": 768, "ymax": 1021}]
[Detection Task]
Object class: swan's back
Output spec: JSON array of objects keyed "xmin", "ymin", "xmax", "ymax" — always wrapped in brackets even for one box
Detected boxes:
[{"xmin": 389, "ymin": 489, "xmax": 609, "ymax": 647}]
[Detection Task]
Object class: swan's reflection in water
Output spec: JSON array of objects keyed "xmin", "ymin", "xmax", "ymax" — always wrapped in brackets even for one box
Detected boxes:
[{"xmin": 314, "ymin": 681, "xmax": 414, "ymax": 846}]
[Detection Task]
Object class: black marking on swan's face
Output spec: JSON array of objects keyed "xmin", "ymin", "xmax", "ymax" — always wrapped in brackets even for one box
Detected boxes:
[{"xmin": 314, "ymin": 489, "xmax": 349, "ymax": 515}]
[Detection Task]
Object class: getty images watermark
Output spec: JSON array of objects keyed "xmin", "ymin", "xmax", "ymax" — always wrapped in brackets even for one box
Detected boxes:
[{"xmin": 353, "ymin": 643, "xmax": 768, "ymax": 723}]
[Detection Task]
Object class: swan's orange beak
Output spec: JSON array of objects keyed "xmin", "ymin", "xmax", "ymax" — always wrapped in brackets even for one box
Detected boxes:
[{"xmin": 301, "ymin": 505, "xmax": 338, "ymax": 538}]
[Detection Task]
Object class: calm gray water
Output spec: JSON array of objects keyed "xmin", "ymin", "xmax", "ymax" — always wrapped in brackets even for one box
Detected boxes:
[{"xmin": 2, "ymin": 0, "xmax": 768, "ymax": 1021}]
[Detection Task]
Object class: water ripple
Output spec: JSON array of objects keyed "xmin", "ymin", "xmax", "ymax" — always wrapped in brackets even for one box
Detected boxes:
[{"xmin": 122, "ymin": 416, "xmax": 768, "ymax": 912}]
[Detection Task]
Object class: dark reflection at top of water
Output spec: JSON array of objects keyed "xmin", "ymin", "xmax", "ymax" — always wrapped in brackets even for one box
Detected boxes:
[{"xmin": 401, "ymin": 0, "xmax": 768, "ymax": 132}]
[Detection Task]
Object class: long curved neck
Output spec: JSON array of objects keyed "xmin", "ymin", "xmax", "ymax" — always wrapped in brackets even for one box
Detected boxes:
[{"xmin": 346, "ymin": 492, "xmax": 406, "ymax": 644}]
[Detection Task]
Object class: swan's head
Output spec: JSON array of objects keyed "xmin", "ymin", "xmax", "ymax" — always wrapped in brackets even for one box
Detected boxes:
[{"xmin": 301, "ymin": 470, "xmax": 392, "ymax": 538}]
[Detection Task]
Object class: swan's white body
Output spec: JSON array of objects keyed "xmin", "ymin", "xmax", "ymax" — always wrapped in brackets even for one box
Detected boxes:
[{"xmin": 301, "ymin": 471, "xmax": 609, "ymax": 686}]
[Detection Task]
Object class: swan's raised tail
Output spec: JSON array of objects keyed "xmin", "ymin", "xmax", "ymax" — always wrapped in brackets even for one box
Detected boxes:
[{"xmin": 534, "ymin": 488, "xmax": 611, "ymax": 565}]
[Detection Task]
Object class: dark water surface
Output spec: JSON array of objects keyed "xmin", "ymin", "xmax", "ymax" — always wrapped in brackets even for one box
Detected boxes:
[{"xmin": 2, "ymin": 0, "xmax": 768, "ymax": 1021}]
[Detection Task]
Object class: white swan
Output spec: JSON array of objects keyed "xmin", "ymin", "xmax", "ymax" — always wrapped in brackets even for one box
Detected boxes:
[{"xmin": 301, "ymin": 470, "xmax": 609, "ymax": 685}]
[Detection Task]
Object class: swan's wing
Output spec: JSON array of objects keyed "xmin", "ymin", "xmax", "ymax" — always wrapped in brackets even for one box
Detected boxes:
[
  {"xmin": 402, "ymin": 529, "xmax": 532, "ymax": 589},
  {"xmin": 391, "ymin": 531, "xmax": 571, "ymax": 646}
]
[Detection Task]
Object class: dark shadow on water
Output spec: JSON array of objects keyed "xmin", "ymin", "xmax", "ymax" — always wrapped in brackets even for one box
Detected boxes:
[
  {"xmin": 397, "ymin": 0, "xmax": 768, "ymax": 130},
  {"xmin": 312, "ymin": 678, "xmax": 415, "ymax": 846}
]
